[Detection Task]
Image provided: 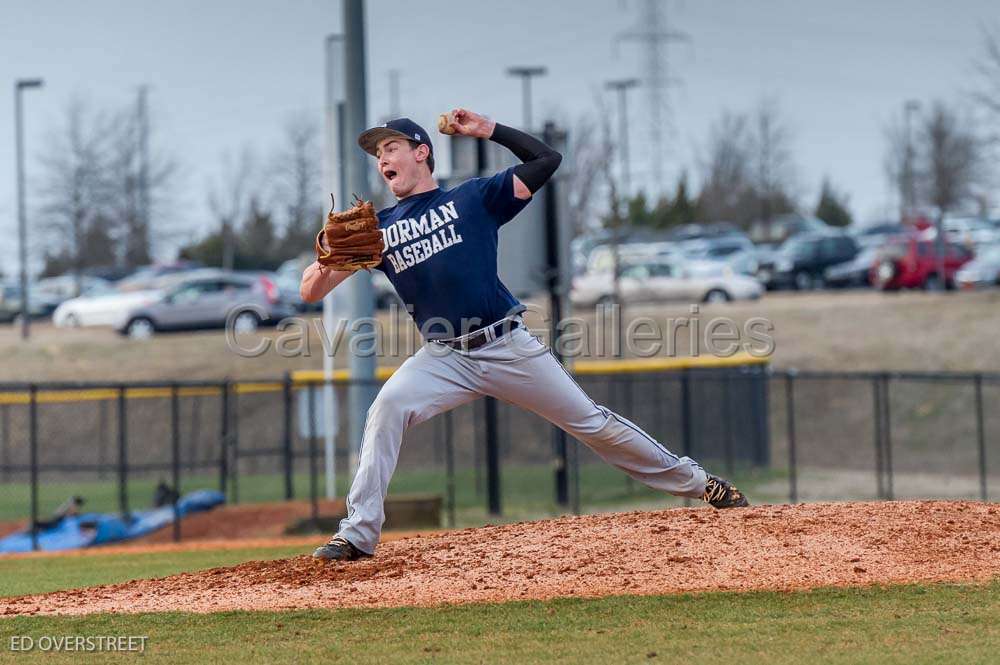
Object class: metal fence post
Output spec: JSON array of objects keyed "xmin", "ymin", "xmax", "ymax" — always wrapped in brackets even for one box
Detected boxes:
[
  {"xmin": 473, "ymin": 400, "xmax": 483, "ymax": 497},
  {"xmin": 231, "ymin": 386, "xmax": 240, "ymax": 504},
  {"xmin": 882, "ymin": 374, "xmax": 894, "ymax": 500},
  {"xmin": 786, "ymin": 371, "xmax": 798, "ymax": 504},
  {"xmin": 118, "ymin": 385, "xmax": 129, "ymax": 519},
  {"xmin": 97, "ymin": 399, "xmax": 108, "ymax": 480},
  {"xmin": 308, "ymin": 382, "xmax": 319, "ymax": 525},
  {"xmin": 722, "ymin": 371, "xmax": 734, "ymax": 476},
  {"xmin": 29, "ymin": 385, "xmax": 38, "ymax": 552},
  {"xmin": 680, "ymin": 369, "xmax": 692, "ymax": 507},
  {"xmin": 872, "ymin": 377, "xmax": 885, "ymax": 499},
  {"xmin": 485, "ymin": 396, "xmax": 501, "ymax": 516},
  {"xmin": 975, "ymin": 373, "xmax": 987, "ymax": 501},
  {"xmin": 484, "ymin": 397, "xmax": 501, "ymax": 515},
  {"xmin": 171, "ymin": 383, "xmax": 181, "ymax": 543},
  {"xmin": 570, "ymin": 436, "xmax": 581, "ymax": 516},
  {"xmin": 283, "ymin": 372, "xmax": 294, "ymax": 500},
  {"xmin": 1, "ymin": 403, "xmax": 9, "ymax": 483},
  {"xmin": 218, "ymin": 381, "xmax": 230, "ymax": 497},
  {"xmin": 445, "ymin": 410, "xmax": 456, "ymax": 528}
]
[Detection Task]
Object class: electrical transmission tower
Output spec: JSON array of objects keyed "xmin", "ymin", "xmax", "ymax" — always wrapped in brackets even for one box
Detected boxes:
[{"xmin": 616, "ymin": 0, "xmax": 688, "ymax": 195}]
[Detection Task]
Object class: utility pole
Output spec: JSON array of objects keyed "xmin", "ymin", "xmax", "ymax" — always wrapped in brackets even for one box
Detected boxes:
[
  {"xmin": 616, "ymin": 0, "xmax": 688, "ymax": 195},
  {"xmin": 343, "ymin": 0, "xmax": 377, "ymax": 478},
  {"xmin": 505, "ymin": 66, "xmax": 547, "ymax": 131},
  {"xmin": 15, "ymin": 78, "xmax": 44, "ymax": 341}
]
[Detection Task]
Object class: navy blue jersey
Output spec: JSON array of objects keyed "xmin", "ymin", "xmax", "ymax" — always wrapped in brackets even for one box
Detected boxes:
[{"xmin": 376, "ymin": 166, "xmax": 529, "ymax": 339}]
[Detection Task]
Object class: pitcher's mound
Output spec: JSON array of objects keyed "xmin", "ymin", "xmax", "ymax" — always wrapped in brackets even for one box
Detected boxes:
[{"xmin": 4, "ymin": 501, "xmax": 999, "ymax": 616}]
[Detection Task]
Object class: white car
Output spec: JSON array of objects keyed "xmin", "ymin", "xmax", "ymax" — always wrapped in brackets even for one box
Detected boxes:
[
  {"xmin": 943, "ymin": 216, "xmax": 999, "ymax": 247},
  {"xmin": 585, "ymin": 242, "xmax": 685, "ymax": 274},
  {"xmin": 571, "ymin": 259, "xmax": 763, "ymax": 307},
  {"xmin": 53, "ymin": 287, "xmax": 163, "ymax": 328}
]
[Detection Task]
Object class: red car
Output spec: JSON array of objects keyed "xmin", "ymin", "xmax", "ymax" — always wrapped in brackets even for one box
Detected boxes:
[{"xmin": 871, "ymin": 235, "xmax": 973, "ymax": 290}]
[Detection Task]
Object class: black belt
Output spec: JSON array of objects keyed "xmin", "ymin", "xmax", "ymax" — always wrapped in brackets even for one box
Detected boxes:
[{"xmin": 435, "ymin": 319, "xmax": 521, "ymax": 352}]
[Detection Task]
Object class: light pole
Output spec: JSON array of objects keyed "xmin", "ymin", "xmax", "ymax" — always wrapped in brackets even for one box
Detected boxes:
[
  {"xmin": 15, "ymin": 78, "xmax": 44, "ymax": 341},
  {"xmin": 605, "ymin": 79, "xmax": 639, "ymax": 197},
  {"xmin": 604, "ymin": 79, "xmax": 639, "ymax": 356},
  {"xmin": 342, "ymin": 0, "xmax": 376, "ymax": 480},
  {"xmin": 505, "ymin": 66, "xmax": 547, "ymax": 131}
]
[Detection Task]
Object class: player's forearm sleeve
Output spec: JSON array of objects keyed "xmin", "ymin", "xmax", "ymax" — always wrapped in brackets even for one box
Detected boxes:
[{"xmin": 489, "ymin": 123, "xmax": 562, "ymax": 194}]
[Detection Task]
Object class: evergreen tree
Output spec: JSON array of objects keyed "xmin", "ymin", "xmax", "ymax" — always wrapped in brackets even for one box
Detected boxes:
[
  {"xmin": 815, "ymin": 178, "xmax": 853, "ymax": 227},
  {"xmin": 239, "ymin": 197, "xmax": 279, "ymax": 270}
]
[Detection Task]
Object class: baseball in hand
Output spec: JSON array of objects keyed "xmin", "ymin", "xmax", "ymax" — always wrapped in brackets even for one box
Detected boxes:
[{"xmin": 437, "ymin": 112, "xmax": 456, "ymax": 135}]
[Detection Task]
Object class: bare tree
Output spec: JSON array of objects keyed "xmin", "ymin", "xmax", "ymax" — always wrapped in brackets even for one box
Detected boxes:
[
  {"xmin": 208, "ymin": 146, "xmax": 257, "ymax": 271},
  {"xmin": 972, "ymin": 22, "xmax": 1000, "ymax": 144},
  {"xmin": 105, "ymin": 95, "xmax": 175, "ymax": 268},
  {"xmin": 36, "ymin": 99, "xmax": 113, "ymax": 288},
  {"xmin": 749, "ymin": 96, "xmax": 796, "ymax": 230},
  {"xmin": 271, "ymin": 113, "xmax": 322, "ymax": 259},
  {"xmin": 696, "ymin": 110, "xmax": 752, "ymax": 224},
  {"xmin": 563, "ymin": 112, "xmax": 611, "ymax": 237},
  {"xmin": 918, "ymin": 101, "xmax": 983, "ymax": 288}
]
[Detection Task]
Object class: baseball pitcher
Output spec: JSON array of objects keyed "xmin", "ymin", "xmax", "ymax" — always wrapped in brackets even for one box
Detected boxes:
[{"xmin": 300, "ymin": 109, "xmax": 748, "ymax": 561}]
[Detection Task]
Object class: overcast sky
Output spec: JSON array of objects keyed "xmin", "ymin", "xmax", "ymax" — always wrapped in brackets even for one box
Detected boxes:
[{"xmin": 1, "ymin": 0, "xmax": 997, "ymax": 274}]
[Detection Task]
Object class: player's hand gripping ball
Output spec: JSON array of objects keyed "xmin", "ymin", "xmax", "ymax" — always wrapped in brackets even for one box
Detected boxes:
[
  {"xmin": 315, "ymin": 194, "xmax": 384, "ymax": 271},
  {"xmin": 438, "ymin": 109, "xmax": 496, "ymax": 139}
]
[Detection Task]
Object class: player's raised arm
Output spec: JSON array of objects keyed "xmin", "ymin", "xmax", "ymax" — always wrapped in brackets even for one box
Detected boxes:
[{"xmin": 441, "ymin": 108, "xmax": 562, "ymax": 200}]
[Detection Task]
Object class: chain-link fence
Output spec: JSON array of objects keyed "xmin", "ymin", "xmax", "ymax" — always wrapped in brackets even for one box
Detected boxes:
[{"xmin": 1, "ymin": 365, "xmax": 997, "ymax": 550}]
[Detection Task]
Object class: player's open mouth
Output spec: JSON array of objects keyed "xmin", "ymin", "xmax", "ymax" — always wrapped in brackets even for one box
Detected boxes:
[{"xmin": 384, "ymin": 169, "xmax": 397, "ymax": 181}]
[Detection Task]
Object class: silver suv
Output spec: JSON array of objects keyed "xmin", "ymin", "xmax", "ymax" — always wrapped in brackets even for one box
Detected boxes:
[{"xmin": 117, "ymin": 273, "xmax": 296, "ymax": 339}]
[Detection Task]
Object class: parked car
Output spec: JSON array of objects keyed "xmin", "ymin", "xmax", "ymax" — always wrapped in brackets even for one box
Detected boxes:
[
  {"xmin": 585, "ymin": 242, "xmax": 685, "ymax": 275},
  {"xmin": 871, "ymin": 235, "xmax": 973, "ymax": 290},
  {"xmin": 955, "ymin": 244, "xmax": 1000, "ymax": 290},
  {"xmin": 53, "ymin": 283, "xmax": 161, "ymax": 328},
  {"xmin": 117, "ymin": 273, "xmax": 296, "ymax": 339},
  {"xmin": 277, "ymin": 254, "xmax": 400, "ymax": 311},
  {"xmin": 849, "ymin": 222, "xmax": 908, "ymax": 249},
  {"xmin": 34, "ymin": 275, "xmax": 111, "ymax": 313},
  {"xmin": 823, "ymin": 246, "xmax": 880, "ymax": 288},
  {"xmin": 681, "ymin": 236, "xmax": 759, "ymax": 275},
  {"xmin": 571, "ymin": 259, "xmax": 762, "ymax": 307},
  {"xmin": 665, "ymin": 222, "xmax": 745, "ymax": 242},
  {"xmin": 749, "ymin": 213, "xmax": 831, "ymax": 245},
  {"xmin": 942, "ymin": 216, "xmax": 999, "ymax": 248},
  {"xmin": 756, "ymin": 233, "xmax": 859, "ymax": 290},
  {"xmin": 0, "ymin": 283, "xmax": 51, "ymax": 324},
  {"xmin": 115, "ymin": 261, "xmax": 203, "ymax": 292}
]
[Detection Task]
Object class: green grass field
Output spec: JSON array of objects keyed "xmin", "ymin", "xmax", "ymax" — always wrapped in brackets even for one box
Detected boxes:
[
  {"xmin": 1, "ymin": 573, "xmax": 996, "ymax": 663},
  {"xmin": 1, "ymin": 524, "xmax": 997, "ymax": 663},
  {"xmin": 0, "ymin": 463, "xmax": 785, "ymax": 525}
]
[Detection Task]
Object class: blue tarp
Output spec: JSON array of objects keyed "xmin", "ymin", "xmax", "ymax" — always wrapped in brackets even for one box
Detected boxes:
[{"xmin": 0, "ymin": 489, "xmax": 225, "ymax": 554}]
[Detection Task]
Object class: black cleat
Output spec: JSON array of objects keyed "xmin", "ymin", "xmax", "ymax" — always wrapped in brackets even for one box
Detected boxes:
[
  {"xmin": 312, "ymin": 535, "xmax": 371, "ymax": 561},
  {"xmin": 702, "ymin": 475, "xmax": 750, "ymax": 509}
]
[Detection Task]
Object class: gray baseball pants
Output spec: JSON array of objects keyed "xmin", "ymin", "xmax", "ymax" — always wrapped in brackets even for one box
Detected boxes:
[{"xmin": 337, "ymin": 325, "xmax": 708, "ymax": 554}]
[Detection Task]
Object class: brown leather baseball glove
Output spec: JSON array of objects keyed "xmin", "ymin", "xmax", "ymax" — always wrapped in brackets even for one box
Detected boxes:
[{"xmin": 315, "ymin": 194, "xmax": 384, "ymax": 271}]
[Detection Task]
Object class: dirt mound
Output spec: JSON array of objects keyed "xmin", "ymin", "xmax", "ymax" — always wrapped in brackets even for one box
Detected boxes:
[
  {"xmin": 3, "ymin": 501, "xmax": 999, "ymax": 616},
  {"xmin": 134, "ymin": 499, "xmax": 347, "ymax": 544}
]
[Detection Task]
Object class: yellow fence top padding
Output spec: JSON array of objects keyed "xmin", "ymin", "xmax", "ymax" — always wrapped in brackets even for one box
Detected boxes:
[
  {"xmin": 292, "ymin": 353, "xmax": 766, "ymax": 382},
  {"xmin": 0, "ymin": 354, "xmax": 766, "ymax": 405}
]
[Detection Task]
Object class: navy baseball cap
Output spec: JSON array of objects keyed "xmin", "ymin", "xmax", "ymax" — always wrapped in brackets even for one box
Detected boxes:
[{"xmin": 358, "ymin": 118, "xmax": 433, "ymax": 159}]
